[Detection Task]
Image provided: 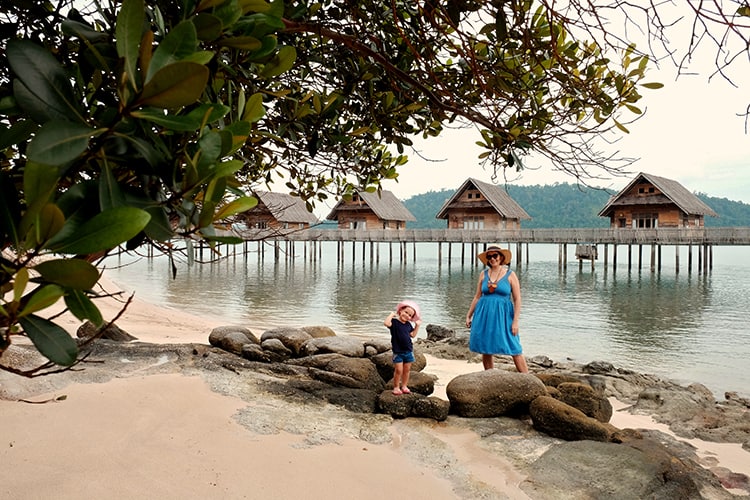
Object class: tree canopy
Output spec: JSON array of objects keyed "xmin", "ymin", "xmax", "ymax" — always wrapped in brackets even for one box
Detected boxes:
[{"xmin": 1, "ymin": 0, "xmax": 748, "ymax": 372}]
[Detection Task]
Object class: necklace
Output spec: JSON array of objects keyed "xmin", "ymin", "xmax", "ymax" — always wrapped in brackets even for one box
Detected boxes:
[{"xmin": 487, "ymin": 267, "xmax": 505, "ymax": 284}]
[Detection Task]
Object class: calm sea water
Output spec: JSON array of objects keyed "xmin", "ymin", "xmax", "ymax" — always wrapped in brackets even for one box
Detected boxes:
[{"xmin": 103, "ymin": 242, "xmax": 750, "ymax": 399}]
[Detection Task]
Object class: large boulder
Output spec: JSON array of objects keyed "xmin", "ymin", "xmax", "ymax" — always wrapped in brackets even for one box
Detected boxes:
[
  {"xmin": 521, "ymin": 439, "xmax": 729, "ymax": 500},
  {"xmin": 369, "ymin": 350, "xmax": 427, "ymax": 382},
  {"xmin": 425, "ymin": 324, "xmax": 454, "ymax": 342},
  {"xmin": 300, "ymin": 336, "xmax": 366, "ymax": 357},
  {"xmin": 377, "ymin": 390, "xmax": 422, "ymax": 419},
  {"xmin": 446, "ymin": 370, "xmax": 547, "ymax": 418},
  {"xmin": 301, "ymin": 326, "xmax": 337, "ymax": 338},
  {"xmin": 289, "ymin": 354, "xmax": 385, "ymax": 391},
  {"xmin": 554, "ymin": 382, "xmax": 613, "ymax": 423},
  {"xmin": 412, "ymin": 397, "xmax": 450, "ymax": 421},
  {"xmin": 529, "ymin": 395, "xmax": 612, "ymax": 442},
  {"xmin": 260, "ymin": 327, "xmax": 313, "ymax": 356},
  {"xmin": 208, "ymin": 326, "xmax": 259, "ymax": 355},
  {"xmin": 77, "ymin": 320, "xmax": 137, "ymax": 342}
]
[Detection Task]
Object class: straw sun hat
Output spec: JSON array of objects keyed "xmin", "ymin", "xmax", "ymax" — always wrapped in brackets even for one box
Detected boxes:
[
  {"xmin": 477, "ymin": 244, "xmax": 512, "ymax": 266},
  {"xmin": 396, "ymin": 300, "xmax": 421, "ymax": 322}
]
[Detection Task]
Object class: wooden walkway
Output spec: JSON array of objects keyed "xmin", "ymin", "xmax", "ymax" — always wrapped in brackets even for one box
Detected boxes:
[
  {"xmin": 269, "ymin": 227, "xmax": 750, "ymax": 245},
  {"xmin": 216, "ymin": 226, "xmax": 750, "ymax": 274}
]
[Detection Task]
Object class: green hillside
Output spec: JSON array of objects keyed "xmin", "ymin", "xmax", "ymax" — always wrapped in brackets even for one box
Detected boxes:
[{"xmin": 403, "ymin": 184, "xmax": 750, "ymax": 229}]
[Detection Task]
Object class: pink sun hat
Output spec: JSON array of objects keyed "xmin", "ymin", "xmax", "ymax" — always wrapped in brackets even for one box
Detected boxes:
[{"xmin": 396, "ymin": 300, "xmax": 421, "ymax": 322}]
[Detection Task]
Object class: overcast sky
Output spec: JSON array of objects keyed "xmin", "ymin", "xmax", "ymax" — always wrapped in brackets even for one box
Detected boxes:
[{"xmin": 380, "ymin": 68, "xmax": 749, "ymax": 205}]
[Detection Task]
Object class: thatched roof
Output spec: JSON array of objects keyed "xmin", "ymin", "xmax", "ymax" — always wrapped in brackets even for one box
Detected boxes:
[
  {"xmin": 435, "ymin": 178, "xmax": 531, "ymax": 220},
  {"xmin": 598, "ymin": 173, "xmax": 718, "ymax": 217},
  {"xmin": 254, "ymin": 191, "xmax": 318, "ymax": 224},
  {"xmin": 326, "ymin": 190, "xmax": 416, "ymax": 222}
]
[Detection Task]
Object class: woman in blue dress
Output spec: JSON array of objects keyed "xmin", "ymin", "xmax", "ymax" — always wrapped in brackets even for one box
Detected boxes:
[{"xmin": 465, "ymin": 244, "xmax": 529, "ymax": 372}]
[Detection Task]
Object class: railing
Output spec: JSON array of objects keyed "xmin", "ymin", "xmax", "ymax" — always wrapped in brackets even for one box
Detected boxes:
[{"xmin": 233, "ymin": 227, "xmax": 750, "ymax": 245}]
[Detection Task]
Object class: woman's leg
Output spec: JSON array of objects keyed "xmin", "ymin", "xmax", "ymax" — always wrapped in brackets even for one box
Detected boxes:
[
  {"xmin": 482, "ymin": 354, "xmax": 494, "ymax": 370},
  {"xmin": 512, "ymin": 354, "xmax": 528, "ymax": 373}
]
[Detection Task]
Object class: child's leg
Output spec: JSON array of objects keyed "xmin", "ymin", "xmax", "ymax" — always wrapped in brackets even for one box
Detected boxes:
[
  {"xmin": 393, "ymin": 362, "xmax": 404, "ymax": 389},
  {"xmin": 401, "ymin": 362, "xmax": 412, "ymax": 390}
]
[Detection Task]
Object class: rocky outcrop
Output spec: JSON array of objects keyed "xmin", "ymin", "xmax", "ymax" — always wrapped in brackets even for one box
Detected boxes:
[
  {"xmin": 77, "ymin": 320, "xmax": 138, "ymax": 342},
  {"xmin": 2, "ymin": 327, "xmax": 745, "ymax": 499},
  {"xmin": 446, "ymin": 370, "xmax": 547, "ymax": 417},
  {"xmin": 529, "ymin": 395, "xmax": 612, "ymax": 442}
]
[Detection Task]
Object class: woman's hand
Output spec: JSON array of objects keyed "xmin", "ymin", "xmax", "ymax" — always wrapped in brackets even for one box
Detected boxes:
[
  {"xmin": 511, "ymin": 319, "xmax": 519, "ymax": 336},
  {"xmin": 465, "ymin": 316, "xmax": 472, "ymax": 328}
]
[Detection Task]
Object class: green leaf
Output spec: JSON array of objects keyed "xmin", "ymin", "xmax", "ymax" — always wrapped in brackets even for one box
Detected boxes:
[
  {"xmin": 242, "ymin": 93, "xmax": 265, "ymax": 123},
  {"xmin": 640, "ymin": 82, "xmax": 664, "ymax": 89},
  {"xmin": 203, "ymin": 235, "xmax": 244, "ymax": 245},
  {"xmin": 6, "ymin": 40, "xmax": 85, "ymax": 123},
  {"xmin": 137, "ymin": 62, "xmax": 209, "ymax": 109},
  {"xmin": 214, "ymin": 196, "xmax": 258, "ymax": 221},
  {"xmin": 19, "ymin": 314, "xmax": 78, "ymax": 366},
  {"xmin": 45, "ymin": 206, "xmax": 151, "ymax": 255},
  {"xmin": 34, "ymin": 259, "xmax": 100, "ymax": 290},
  {"xmin": 143, "ymin": 206, "xmax": 174, "ymax": 242},
  {"xmin": 19, "ymin": 284, "xmax": 65, "ymax": 317},
  {"xmin": 192, "ymin": 13, "xmax": 223, "ymax": 41},
  {"xmin": 218, "ymin": 36, "xmax": 262, "ymax": 50},
  {"xmin": 260, "ymin": 46, "xmax": 297, "ymax": 78},
  {"xmin": 13, "ymin": 268, "xmax": 29, "ymax": 302},
  {"xmin": 146, "ymin": 21, "xmax": 198, "ymax": 83},
  {"xmin": 65, "ymin": 290, "xmax": 103, "ymax": 326},
  {"xmin": 27, "ymin": 121, "xmax": 105, "ymax": 166},
  {"xmin": 0, "ymin": 172, "xmax": 22, "ymax": 246},
  {"xmin": 116, "ymin": 0, "xmax": 145, "ymax": 92},
  {"xmin": 130, "ymin": 108, "xmax": 202, "ymax": 131},
  {"xmin": 28, "ymin": 203, "xmax": 66, "ymax": 246},
  {"xmin": 186, "ymin": 103, "xmax": 231, "ymax": 125},
  {"xmin": 99, "ymin": 162, "xmax": 127, "ymax": 210},
  {"xmin": 0, "ymin": 119, "xmax": 38, "ymax": 150}
]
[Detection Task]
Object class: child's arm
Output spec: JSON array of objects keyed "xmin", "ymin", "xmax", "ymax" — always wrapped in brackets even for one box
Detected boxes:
[
  {"xmin": 383, "ymin": 312, "xmax": 396, "ymax": 328},
  {"xmin": 410, "ymin": 319, "xmax": 422, "ymax": 338}
]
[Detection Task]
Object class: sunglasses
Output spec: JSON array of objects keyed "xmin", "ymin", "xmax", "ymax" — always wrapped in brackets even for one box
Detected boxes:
[{"xmin": 486, "ymin": 253, "xmax": 501, "ymax": 260}]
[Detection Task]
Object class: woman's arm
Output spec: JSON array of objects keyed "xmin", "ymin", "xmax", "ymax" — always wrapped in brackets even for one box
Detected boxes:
[
  {"xmin": 509, "ymin": 271, "xmax": 522, "ymax": 335},
  {"xmin": 465, "ymin": 271, "xmax": 484, "ymax": 327}
]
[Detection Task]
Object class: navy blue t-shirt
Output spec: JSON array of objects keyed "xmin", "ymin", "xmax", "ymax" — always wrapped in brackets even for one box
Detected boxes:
[{"xmin": 390, "ymin": 319, "xmax": 415, "ymax": 353}]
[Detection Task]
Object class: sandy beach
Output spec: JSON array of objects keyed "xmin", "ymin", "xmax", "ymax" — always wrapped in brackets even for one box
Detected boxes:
[{"xmin": 1, "ymin": 277, "xmax": 748, "ymax": 499}]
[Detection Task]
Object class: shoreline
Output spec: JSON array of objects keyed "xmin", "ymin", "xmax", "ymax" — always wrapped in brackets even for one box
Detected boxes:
[{"xmin": 2, "ymin": 276, "xmax": 748, "ymax": 498}]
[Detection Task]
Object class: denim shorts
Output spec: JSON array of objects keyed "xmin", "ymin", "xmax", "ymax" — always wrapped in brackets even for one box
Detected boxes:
[{"xmin": 392, "ymin": 351, "xmax": 415, "ymax": 364}]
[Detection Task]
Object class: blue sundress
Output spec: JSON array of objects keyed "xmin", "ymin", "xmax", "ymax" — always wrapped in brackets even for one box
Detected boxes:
[{"xmin": 469, "ymin": 267, "xmax": 522, "ymax": 355}]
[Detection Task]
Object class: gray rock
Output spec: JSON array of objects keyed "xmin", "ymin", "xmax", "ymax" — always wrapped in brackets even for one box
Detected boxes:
[
  {"xmin": 529, "ymin": 395, "xmax": 612, "ymax": 442},
  {"xmin": 425, "ymin": 324, "xmax": 454, "ymax": 341},
  {"xmin": 446, "ymin": 370, "xmax": 548, "ymax": 418},
  {"xmin": 391, "ymin": 371, "xmax": 435, "ymax": 396},
  {"xmin": 293, "ymin": 355, "xmax": 384, "ymax": 391},
  {"xmin": 260, "ymin": 327, "xmax": 313, "ymax": 356},
  {"xmin": 369, "ymin": 350, "xmax": 427, "ymax": 382},
  {"xmin": 521, "ymin": 439, "xmax": 732, "ymax": 500},
  {"xmin": 300, "ymin": 325, "xmax": 337, "ymax": 338},
  {"xmin": 554, "ymin": 382, "xmax": 613, "ymax": 423},
  {"xmin": 208, "ymin": 326, "xmax": 258, "ymax": 355},
  {"xmin": 260, "ymin": 338, "xmax": 292, "ymax": 360},
  {"xmin": 241, "ymin": 343, "xmax": 270, "ymax": 362},
  {"xmin": 377, "ymin": 389, "xmax": 421, "ymax": 419},
  {"xmin": 77, "ymin": 320, "xmax": 137, "ymax": 341},
  {"xmin": 300, "ymin": 336, "xmax": 366, "ymax": 357},
  {"xmin": 412, "ymin": 396, "xmax": 450, "ymax": 421}
]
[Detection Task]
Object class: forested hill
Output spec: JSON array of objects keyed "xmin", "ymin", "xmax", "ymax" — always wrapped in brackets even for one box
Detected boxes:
[{"xmin": 403, "ymin": 183, "xmax": 750, "ymax": 229}]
